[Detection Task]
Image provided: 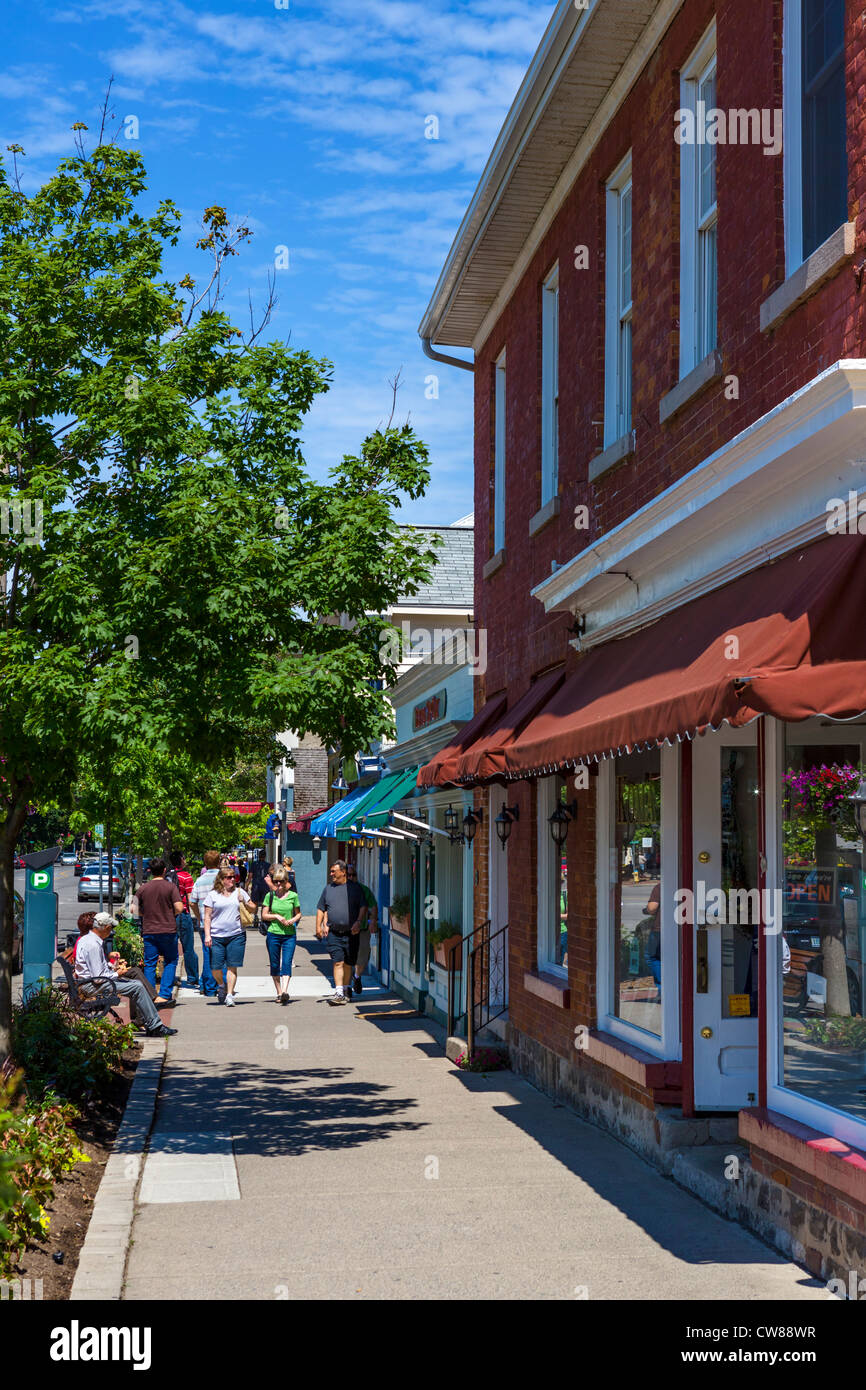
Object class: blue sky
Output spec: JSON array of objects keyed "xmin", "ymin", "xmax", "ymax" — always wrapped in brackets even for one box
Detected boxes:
[{"xmin": 3, "ymin": 0, "xmax": 555, "ymax": 524}]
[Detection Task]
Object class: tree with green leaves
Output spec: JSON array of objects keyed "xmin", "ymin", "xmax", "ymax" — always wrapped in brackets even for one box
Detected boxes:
[{"xmin": 0, "ymin": 117, "xmax": 438, "ymax": 1058}]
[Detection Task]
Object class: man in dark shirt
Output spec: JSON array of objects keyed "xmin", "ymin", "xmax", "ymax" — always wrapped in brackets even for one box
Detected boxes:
[
  {"xmin": 316, "ymin": 860, "xmax": 367, "ymax": 1005},
  {"xmin": 138, "ymin": 858, "xmax": 184, "ymax": 1007}
]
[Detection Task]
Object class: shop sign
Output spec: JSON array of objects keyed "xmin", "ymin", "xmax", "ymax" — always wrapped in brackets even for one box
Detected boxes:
[
  {"xmin": 413, "ymin": 688, "xmax": 447, "ymax": 732},
  {"xmin": 785, "ymin": 867, "xmax": 835, "ymax": 906}
]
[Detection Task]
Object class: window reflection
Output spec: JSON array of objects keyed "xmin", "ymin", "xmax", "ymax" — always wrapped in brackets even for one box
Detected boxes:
[
  {"xmin": 613, "ymin": 749, "xmax": 662, "ymax": 1036},
  {"xmin": 781, "ymin": 742, "xmax": 866, "ymax": 1122}
]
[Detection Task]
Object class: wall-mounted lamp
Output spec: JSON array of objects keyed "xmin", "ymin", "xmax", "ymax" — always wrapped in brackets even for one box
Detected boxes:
[
  {"xmin": 494, "ymin": 803, "xmax": 519, "ymax": 849},
  {"xmin": 549, "ymin": 799, "xmax": 578, "ymax": 848},
  {"xmin": 311, "ymin": 835, "xmax": 322, "ymax": 850},
  {"xmin": 462, "ymin": 806, "xmax": 483, "ymax": 845}
]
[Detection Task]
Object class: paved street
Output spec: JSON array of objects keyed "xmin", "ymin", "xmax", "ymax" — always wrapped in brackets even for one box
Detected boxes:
[{"xmin": 122, "ymin": 924, "xmax": 830, "ymax": 1302}]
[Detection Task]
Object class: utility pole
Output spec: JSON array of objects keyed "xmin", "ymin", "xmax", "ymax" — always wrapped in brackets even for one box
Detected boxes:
[{"xmin": 106, "ymin": 809, "xmax": 114, "ymax": 916}]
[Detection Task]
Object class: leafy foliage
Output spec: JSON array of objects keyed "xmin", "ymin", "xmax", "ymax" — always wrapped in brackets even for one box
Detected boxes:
[
  {"xmin": 0, "ymin": 1068, "xmax": 88, "ymax": 1276},
  {"xmin": 454, "ymin": 1047, "xmax": 509, "ymax": 1074},
  {"xmin": 11, "ymin": 985, "xmax": 136, "ymax": 1105},
  {"xmin": 0, "ymin": 127, "xmax": 437, "ymax": 1055},
  {"xmin": 801, "ymin": 1015, "xmax": 866, "ymax": 1050},
  {"xmin": 112, "ymin": 915, "xmax": 144, "ymax": 967}
]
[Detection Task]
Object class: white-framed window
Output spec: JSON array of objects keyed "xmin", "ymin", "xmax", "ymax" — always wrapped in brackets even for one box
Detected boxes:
[
  {"xmin": 679, "ymin": 24, "xmax": 718, "ymax": 377},
  {"xmin": 596, "ymin": 744, "xmax": 680, "ymax": 1058},
  {"xmin": 493, "ymin": 349, "xmax": 506, "ymax": 554},
  {"xmin": 604, "ymin": 153, "xmax": 633, "ymax": 446},
  {"xmin": 765, "ymin": 716, "xmax": 866, "ymax": 1151},
  {"xmin": 537, "ymin": 775, "xmax": 567, "ymax": 975},
  {"xmin": 540, "ymin": 264, "xmax": 559, "ymax": 505},
  {"xmin": 783, "ymin": 0, "xmax": 847, "ymax": 273}
]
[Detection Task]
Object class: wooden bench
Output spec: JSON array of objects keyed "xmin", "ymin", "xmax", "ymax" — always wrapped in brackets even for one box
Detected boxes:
[{"xmin": 55, "ymin": 953, "xmax": 125, "ymax": 1023}]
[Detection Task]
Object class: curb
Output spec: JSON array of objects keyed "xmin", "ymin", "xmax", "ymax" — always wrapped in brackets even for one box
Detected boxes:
[{"xmin": 69, "ymin": 1037, "xmax": 166, "ymax": 1301}]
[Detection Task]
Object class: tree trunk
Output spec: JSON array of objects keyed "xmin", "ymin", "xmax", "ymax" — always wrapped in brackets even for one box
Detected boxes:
[
  {"xmin": 0, "ymin": 795, "xmax": 31, "ymax": 1062},
  {"xmin": 157, "ymin": 816, "xmax": 172, "ymax": 861},
  {"xmin": 816, "ymin": 828, "xmax": 851, "ymax": 1017}
]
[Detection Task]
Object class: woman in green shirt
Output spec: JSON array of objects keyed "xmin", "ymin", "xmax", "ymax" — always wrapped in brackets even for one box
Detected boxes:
[{"xmin": 261, "ymin": 868, "xmax": 302, "ymax": 1004}]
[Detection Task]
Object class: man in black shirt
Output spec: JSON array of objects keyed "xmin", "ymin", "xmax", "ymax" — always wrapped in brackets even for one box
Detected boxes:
[{"xmin": 316, "ymin": 860, "xmax": 367, "ymax": 1005}]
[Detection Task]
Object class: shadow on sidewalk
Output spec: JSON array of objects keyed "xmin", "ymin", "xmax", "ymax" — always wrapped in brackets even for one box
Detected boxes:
[{"xmin": 152, "ymin": 1060, "xmax": 426, "ymax": 1157}]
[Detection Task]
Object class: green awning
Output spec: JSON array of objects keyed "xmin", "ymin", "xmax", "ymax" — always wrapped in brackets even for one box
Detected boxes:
[
  {"xmin": 363, "ymin": 766, "xmax": 420, "ymax": 829},
  {"xmin": 334, "ymin": 768, "xmax": 414, "ymax": 840},
  {"xmin": 336, "ymin": 766, "xmax": 420, "ymax": 838}
]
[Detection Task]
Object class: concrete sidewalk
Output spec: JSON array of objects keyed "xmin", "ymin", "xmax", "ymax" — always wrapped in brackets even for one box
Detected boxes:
[{"xmin": 122, "ymin": 926, "xmax": 829, "ymax": 1301}]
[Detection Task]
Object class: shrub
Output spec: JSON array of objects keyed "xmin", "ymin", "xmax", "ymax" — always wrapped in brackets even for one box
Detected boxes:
[
  {"xmin": 454, "ymin": 1046, "xmax": 509, "ymax": 1073},
  {"xmin": 12, "ymin": 985, "xmax": 136, "ymax": 1106},
  {"xmin": 390, "ymin": 895, "xmax": 411, "ymax": 920},
  {"xmin": 427, "ymin": 921, "xmax": 460, "ymax": 948},
  {"xmin": 0, "ymin": 1069, "xmax": 88, "ymax": 1277},
  {"xmin": 113, "ymin": 914, "xmax": 144, "ymax": 966},
  {"xmin": 801, "ymin": 1015, "xmax": 866, "ymax": 1051}
]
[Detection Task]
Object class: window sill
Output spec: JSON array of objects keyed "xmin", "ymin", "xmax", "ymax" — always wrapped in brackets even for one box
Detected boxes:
[
  {"xmin": 760, "ymin": 221, "xmax": 856, "ymax": 333},
  {"xmin": 528, "ymin": 495, "xmax": 560, "ymax": 537},
  {"xmin": 739, "ymin": 1107, "xmax": 866, "ymax": 1208},
  {"xmin": 587, "ymin": 1028, "xmax": 681, "ymax": 1092},
  {"xmin": 659, "ymin": 349, "xmax": 723, "ymax": 425},
  {"xmin": 523, "ymin": 969, "xmax": 570, "ymax": 1008},
  {"xmin": 482, "ymin": 548, "xmax": 505, "ymax": 580},
  {"xmin": 589, "ymin": 429, "xmax": 634, "ymax": 482}
]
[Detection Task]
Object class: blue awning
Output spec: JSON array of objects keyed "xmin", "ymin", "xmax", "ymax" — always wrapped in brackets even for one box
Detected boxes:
[{"xmin": 308, "ymin": 785, "xmax": 370, "ymax": 839}]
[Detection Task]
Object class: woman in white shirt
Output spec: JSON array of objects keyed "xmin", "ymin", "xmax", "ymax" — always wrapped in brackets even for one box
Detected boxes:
[{"xmin": 203, "ymin": 865, "xmax": 253, "ymax": 1006}]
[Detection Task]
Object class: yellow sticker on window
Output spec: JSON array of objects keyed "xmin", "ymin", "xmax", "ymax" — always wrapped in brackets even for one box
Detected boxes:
[{"xmin": 728, "ymin": 994, "xmax": 751, "ymax": 1017}]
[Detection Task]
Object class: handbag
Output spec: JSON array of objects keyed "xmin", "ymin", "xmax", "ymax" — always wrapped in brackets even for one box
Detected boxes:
[{"xmin": 238, "ymin": 894, "xmax": 255, "ymax": 929}]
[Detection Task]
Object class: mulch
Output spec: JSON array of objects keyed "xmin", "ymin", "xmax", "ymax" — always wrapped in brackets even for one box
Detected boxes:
[{"xmin": 8, "ymin": 1042, "xmax": 141, "ymax": 1300}]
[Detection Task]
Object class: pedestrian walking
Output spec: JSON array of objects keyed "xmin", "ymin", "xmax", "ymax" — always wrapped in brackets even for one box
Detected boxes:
[
  {"xmin": 190, "ymin": 850, "xmax": 221, "ymax": 997},
  {"xmin": 315, "ymin": 859, "xmax": 367, "ymax": 1005},
  {"xmin": 74, "ymin": 913, "xmax": 176, "ymax": 1037},
  {"xmin": 346, "ymin": 864, "xmax": 377, "ymax": 996},
  {"xmin": 203, "ymin": 863, "xmax": 253, "ymax": 1005},
  {"xmin": 261, "ymin": 868, "xmax": 302, "ymax": 1004},
  {"xmin": 248, "ymin": 849, "xmax": 272, "ymax": 906},
  {"xmin": 281, "ymin": 856, "xmax": 297, "ymax": 893},
  {"xmin": 168, "ymin": 850, "xmax": 199, "ymax": 991},
  {"xmin": 137, "ymin": 858, "xmax": 185, "ymax": 1006}
]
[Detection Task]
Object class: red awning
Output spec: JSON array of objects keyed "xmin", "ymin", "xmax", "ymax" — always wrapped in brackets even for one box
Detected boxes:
[
  {"xmin": 503, "ymin": 534, "xmax": 866, "ymax": 776},
  {"xmin": 447, "ymin": 666, "xmax": 566, "ymax": 784},
  {"xmin": 285, "ymin": 806, "xmax": 328, "ymax": 834},
  {"xmin": 417, "ymin": 692, "xmax": 508, "ymax": 788}
]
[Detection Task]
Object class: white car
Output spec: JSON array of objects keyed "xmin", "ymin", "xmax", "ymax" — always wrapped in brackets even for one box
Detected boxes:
[{"xmin": 77, "ymin": 866, "xmax": 127, "ymax": 902}]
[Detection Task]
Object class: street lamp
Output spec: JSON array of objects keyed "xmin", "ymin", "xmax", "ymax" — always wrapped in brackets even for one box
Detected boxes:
[
  {"xmin": 494, "ymin": 803, "xmax": 519, "ymax": 849},
  {"xmin": 549, "ymin": 799, "xmax": 578, "ymax": 848}
]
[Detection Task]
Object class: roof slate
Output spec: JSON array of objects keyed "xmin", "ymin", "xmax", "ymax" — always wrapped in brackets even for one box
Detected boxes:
[{"xmin": 396, "ymin": 524, "xmax": 474, "ymax": 609}]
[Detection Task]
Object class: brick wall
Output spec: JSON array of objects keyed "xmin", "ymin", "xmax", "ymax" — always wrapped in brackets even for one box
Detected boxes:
[{"xmin": 470, "ymin": 0, "xmax": 866, "ymax": 1071}]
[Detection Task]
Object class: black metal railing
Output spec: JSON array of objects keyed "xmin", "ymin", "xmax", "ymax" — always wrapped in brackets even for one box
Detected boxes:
[{"xmin": 445, "ymin": 919, "xmax": 509, "ymax": 1049}]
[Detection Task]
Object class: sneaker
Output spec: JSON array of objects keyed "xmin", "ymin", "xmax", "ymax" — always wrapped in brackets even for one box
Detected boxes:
[
  {"xmin": 217, "ymin": 985, "xmax": 227, "ymax": 1005},
  {"xmin": 353, "ymin": 976, "xmax": 363, "ymax": 995},
  {"xmin": 280, "ymin": 992, "xmax": 289, "ymax": 1005},
  {"xmin": 148, "ymin": 1024, "xmax": 178, "ymax": 1037},
  {"xmin": 226, "ymin": 993, "xmax": 235, "ymax": 1007},
  {"xmin": 327, "ymin": 993, "xmax": 348, "ymax": 1006},
  {"xmin": 180, "ymin": 980, "xmax": 200, "ymax": 990}
]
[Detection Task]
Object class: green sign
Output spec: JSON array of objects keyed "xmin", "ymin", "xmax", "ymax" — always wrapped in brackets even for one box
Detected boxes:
[{"xmin": 28, "ymin": 869, "xmax": 51, "ymax": 891}]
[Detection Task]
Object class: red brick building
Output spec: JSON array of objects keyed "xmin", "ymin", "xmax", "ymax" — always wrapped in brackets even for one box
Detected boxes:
[{"xmin": 419, "ymin": 0, "xmax": 866, "ymax": 1283}]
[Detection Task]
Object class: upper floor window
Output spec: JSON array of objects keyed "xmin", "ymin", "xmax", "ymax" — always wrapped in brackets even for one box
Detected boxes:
[
  {"xmin": 679, "ymin": 25, "xmax": 718, "ymax": 377},
  {"xmin": 493, "ymin": 349, "xmax": 506, "ymax": 554},
  {"xmin": 785, "ymin": 0, "xmax": 847, "ymax": 268},
  {"xmin": 604, "ymin": 153, "xmax": 633, "ymax": 446},
  {"xmin": 541, "ymin": 264, "xmax": 559, "ymax": 505}
]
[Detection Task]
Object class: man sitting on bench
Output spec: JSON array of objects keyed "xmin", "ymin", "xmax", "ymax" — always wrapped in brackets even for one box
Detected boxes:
[{"xmin": 74, "ymin": 913, "xmax": 177, "ymax": 1038}]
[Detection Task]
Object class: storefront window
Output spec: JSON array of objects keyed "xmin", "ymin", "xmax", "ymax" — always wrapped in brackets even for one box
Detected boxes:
[
  {"xmin": 539, "ymin": 777, "xmax": 568, "ymax": 972},
  {"xmin": 720, "ymin": 746, "xmax": 760, "ymax": 1017},
  {"xmin": 780, "ymin": 739, "xmax": 866, "ymax": 1124},
  {"xmin": 613, "ymin": 748, "xmax": 662, "ymax": 1035}
]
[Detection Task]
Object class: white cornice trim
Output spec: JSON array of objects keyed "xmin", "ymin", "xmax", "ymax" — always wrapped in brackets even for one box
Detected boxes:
[{"xmin": 534, "ymin": 361, "xmax": 866, "ymax": 643}]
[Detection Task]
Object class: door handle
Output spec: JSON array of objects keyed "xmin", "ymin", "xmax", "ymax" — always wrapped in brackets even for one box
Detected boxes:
[{"xmin": 696, "ymin": 925, "xmax": 709, "ymax": 993}]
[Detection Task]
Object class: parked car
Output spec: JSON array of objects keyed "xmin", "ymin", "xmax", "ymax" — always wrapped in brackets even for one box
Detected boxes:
[
  {"xmin": 77, "ymin": 866, "xmax": 127, "ymax": 902},
  {"xmin": 12, "ymin": 889, "xmax": 23, "ymax": 973}
]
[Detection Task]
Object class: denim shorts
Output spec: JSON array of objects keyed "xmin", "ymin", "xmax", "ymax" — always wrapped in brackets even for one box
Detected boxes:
[{"xmin": 210, "ymin": 932, "xmax": 246, "ymax": 971}]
